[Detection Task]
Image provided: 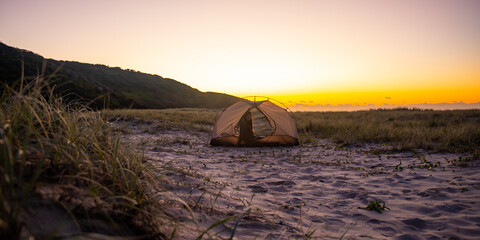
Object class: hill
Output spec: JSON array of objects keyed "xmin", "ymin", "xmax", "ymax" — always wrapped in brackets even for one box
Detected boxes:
[{"xmin": 0, "ymin": 42, "xmax": 238, "ymax": 109}]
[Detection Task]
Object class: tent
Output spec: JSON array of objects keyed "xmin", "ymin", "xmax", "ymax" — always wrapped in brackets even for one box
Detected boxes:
[{"xmin": 210, "ymin": 99, "xmax": 299, "ymax": 147}]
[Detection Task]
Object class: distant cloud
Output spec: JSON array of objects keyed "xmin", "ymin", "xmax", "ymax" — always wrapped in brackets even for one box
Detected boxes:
[{"xmin": 290, "ymin": 102, "xmax": 480, "ymax": 112}]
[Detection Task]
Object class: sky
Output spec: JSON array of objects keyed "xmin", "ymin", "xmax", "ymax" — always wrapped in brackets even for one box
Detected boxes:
[{"xmin": 1, "ymin": 0, "xmax": 480, "ymax": 110}]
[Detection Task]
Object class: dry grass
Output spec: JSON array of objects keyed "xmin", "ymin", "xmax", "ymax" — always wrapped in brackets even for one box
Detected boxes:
[
  {"xmin": 294, "ymin": 109, "xmax": 480, "ymax": 152},
  {"xmin": 0, "ymin": 77, "xmax": 166, "ymax": 239},
  {"xmin": 102, "ymin": 108, "xmax": 218, "ymax": 133}
]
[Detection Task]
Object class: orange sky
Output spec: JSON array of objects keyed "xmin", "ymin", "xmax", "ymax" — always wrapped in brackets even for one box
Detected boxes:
[{"xmin": 1, "ymin": 0, "xmax": 479, "ymax": 109}]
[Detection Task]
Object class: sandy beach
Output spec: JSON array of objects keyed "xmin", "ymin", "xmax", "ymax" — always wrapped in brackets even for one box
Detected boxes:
[
  {"xmin": 114, "ymin": 121, "xmax": 480, "ymax": 239},
  {"xmin": 3, "ymin": 2, "xmax": 480, "ymax": 238}
]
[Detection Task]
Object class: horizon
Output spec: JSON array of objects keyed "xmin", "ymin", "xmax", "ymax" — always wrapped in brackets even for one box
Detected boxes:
[{"xmin": 1, "ymin": 0, "xmax": 479, "ymax": 110}]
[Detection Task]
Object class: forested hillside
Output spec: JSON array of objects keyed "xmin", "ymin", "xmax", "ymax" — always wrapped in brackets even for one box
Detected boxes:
[{"xmin": 0, "ymin": 42, "xmax": 238, "ymax": 109}]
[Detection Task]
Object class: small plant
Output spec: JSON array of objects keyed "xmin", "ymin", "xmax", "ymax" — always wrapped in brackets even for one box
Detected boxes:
[{"xmin": 366, "ymin": 199, "xmax": 390, "ymax": 213}]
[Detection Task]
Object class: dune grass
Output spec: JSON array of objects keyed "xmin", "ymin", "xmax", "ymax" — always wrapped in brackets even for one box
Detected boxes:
[
  {"xmin": 104, "ymin": 107, "xmax": 480, "ymax": 153},
  {"xmin": 0, "ymin": 77, "xmax": 165, "ymax": 239},
  {"xmin": 294, "ymin": 109, "xmax": 480, "ymax": 153},
  {"xmin": 102, "ymin": 108, "xmax": 218, "ymax": 133}
]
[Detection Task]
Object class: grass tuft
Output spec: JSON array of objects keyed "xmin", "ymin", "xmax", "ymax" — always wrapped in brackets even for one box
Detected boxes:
[
  {"xmin": 0, "ymin": 76, "xmax": 164, "ymax": 238},
  {"xmin": 366, "ymin": 199, "xmax": 390, "ymax": 213}
]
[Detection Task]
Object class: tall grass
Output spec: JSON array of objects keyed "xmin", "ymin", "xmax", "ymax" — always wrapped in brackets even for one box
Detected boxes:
[
  {"xmin": 102, "ymin": 108, "xmax": 218, "ymax": 132},
  {"xmin": 0, "ymin": 76, "xmax": 163, "ymax": 238},
  {"xmin": 295, "ymin": 109, "xmax": 480, "ymax": 152}
]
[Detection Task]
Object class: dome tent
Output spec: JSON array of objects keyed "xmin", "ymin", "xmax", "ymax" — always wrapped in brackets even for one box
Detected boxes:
[{"xmin": 210, "ymin": 98, "xmax": 299, "ymax": 147}]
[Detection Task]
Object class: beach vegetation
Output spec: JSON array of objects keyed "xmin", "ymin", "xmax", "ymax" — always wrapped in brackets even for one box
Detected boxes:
[
  {"xmin": 0, "ymin": 76, "xmax": 169, "ymax": 238},
  {"xmin": 366, "ymin": 199, "xmax": 390, "ymax": 213},
  {"xmin": 295, "ymin": 109, "xmax": 480, "ymax": 153},
  {"xmin": 102, "ymin": 108, "xmax": 217, "ymax": 133}
]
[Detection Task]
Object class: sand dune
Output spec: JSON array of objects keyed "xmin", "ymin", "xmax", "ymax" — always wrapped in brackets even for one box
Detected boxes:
[{"xmin": 118, "ymin": 122, "xmax": 480, "ymax": 239}]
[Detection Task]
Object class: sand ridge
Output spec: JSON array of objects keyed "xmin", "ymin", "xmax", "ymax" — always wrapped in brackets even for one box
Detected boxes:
[{"xmin": 119, "ymin": 122, "xmax": 480, "ymax": 239}]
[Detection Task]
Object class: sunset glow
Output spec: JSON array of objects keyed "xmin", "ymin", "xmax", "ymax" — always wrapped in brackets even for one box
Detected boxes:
[{"xmin": 1, "ymin": 0, "xmax": 479, "ymax": 110}]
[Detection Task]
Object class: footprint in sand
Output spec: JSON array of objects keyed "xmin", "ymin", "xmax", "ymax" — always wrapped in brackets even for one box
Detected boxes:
[
  {"xmin": 401, "ymin": 218, "xmax": 427, "ymax": 229},
  {"xmin": 248, "ymin": 185, "xmax": 268, "ymax": 193},
  {"xmin": 267, "ymin": 180, "xmax": 296, "ymax": 186}
]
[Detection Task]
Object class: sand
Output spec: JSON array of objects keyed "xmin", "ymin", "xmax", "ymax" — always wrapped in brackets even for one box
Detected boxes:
[{"xmin": 118, "ymin": 122, "xmax": 480, "ymax": 239}]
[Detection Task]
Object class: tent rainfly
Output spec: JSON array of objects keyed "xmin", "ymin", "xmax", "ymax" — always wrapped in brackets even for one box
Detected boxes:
[{"xmin": 210, "ymin": 99, "xmax": 299, "ymax": 147}]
